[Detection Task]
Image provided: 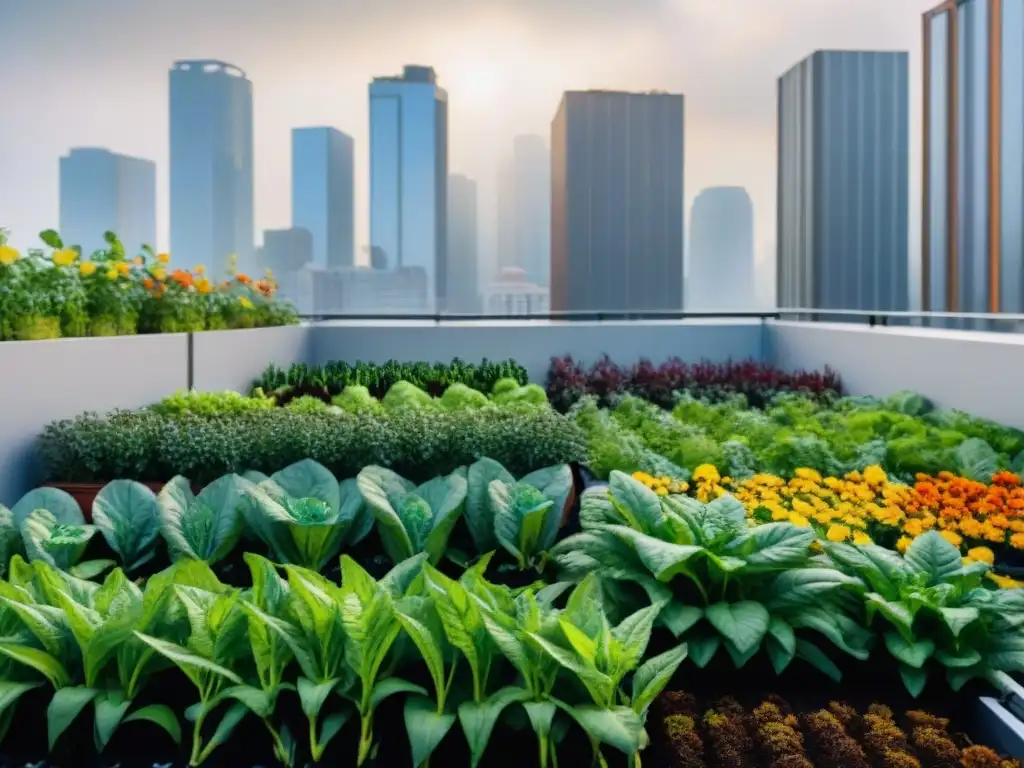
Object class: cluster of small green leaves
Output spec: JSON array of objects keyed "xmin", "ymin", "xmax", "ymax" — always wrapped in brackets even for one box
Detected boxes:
[
  {"xmin": 0, "ymin": 551, "xmax": 687, "ymax": 767},
  {"xmin": 151, "ymin": 390, "xmax": 275, "ymax": 417},
  {"xmin": 38, "ymin": 406, "xmax": 587, "ymax": 485},
  {"xmin": 255, "ymin": 358, "xmax": 528, "ymax": 396},
  {"xmin": 553, "ymin": 472, "xmax": 1024, "ymax": 695}
]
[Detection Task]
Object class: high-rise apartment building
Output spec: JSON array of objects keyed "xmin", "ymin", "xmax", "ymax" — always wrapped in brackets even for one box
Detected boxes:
[
  {"xmin": 551, "ymin": 91, "xmax": 684, "ymax": 313},
  {"xmin": 259, "ymin": 227, "xmax": 313, "ymax": 304},
  {"xmin": 291, "ymin": 127, "xmax": 354, "ymax": 269},
  {"xmin": 59, "ymin": 148, "xmax": 156, "ymax": 256},
  {"xmin": 169, "ymin": 60, "xmax": 254, "ymax": 271},
  {"xmin": 369, "ymin": 65, "xmax": 448, "ymax": 309},
  {"xmin": 923, "ymin": 0, "xmax": 1024, "ymax": 314},
  {"xmin": 446, "ymin": 174, "xmax": 480, "ymax": 313},
  {"xmin": 777, "ymin": 50, "xmax": 909, "ymax": 312},
  {"xmin": 687, "ymin": 187, "xmax": 755, "ymax": 311},
  {"xmin": 497, "ymin": 135, "xmax": 551, "ymax": 287}
]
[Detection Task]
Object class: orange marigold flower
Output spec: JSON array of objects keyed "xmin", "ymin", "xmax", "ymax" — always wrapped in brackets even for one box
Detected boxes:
[
  {"xmin": 236, "ymin": 273, "xmax": 252, "ymax": 285},
  {"xmin": 143, "ymin": 277, "xmax": 154, "ymax": 290},
  {"xmin": 993, "ymin": 470, "xmax": 1021, "ymax": 487},
  {"xmin": 170, "ymin": 269, "xmax": 193, "ymax": 287}
]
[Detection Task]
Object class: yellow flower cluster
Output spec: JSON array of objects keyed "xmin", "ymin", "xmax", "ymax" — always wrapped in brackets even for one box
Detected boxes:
[
  {"xmin": 725, "ymin": 466, "xmax": 909, "ymax": 545},
  {"xmin": 691, "ymin": 464, "xmax": 731, "ymax": 503},
  {"xmin": 632, "ymin": 472, "xmax": 689, "ymax": 497}
]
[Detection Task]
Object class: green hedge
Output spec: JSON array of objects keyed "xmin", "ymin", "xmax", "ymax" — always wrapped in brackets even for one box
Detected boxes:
[{"xmin": 38, "ymin": 407, "xmax": 588, "ymax": 485}]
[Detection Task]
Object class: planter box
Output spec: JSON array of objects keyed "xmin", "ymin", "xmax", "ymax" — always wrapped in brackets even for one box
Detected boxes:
[
  {"xmin": 971, "ymin": 696, "xmax": 1024, "ymax": 758},
  {"xmin": 47, "ymin": 481, "xmax": 200, "ymax": 521}
]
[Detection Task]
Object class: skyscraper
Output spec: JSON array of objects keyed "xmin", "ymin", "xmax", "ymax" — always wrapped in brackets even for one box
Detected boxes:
[
  {"xmin": 369, "ymin": 65, "xmax": 448, "ymax": 309},
  {"xmin": 259, "ymin": 227, "xmax": 313, "ymax": 305},
  {"xmin": 496, "ymin": 135, "xmax": 551, "ymax": 287},
  {"xmin": 923, "ymin": 0, "xmax": 1024, "ymax": 314},
  {"xmin": 59, "ymin": 148, "xmax": 156, "ymax": 256},
  {"xmin": 777, "ymin": 50, "xmax": 909, "ymax": 312},
  {"xmin": 687, "ymin": 187, "xmax": 755, "ymax": 311},
  {"xmin": 291, "ymin": 127, "xmax": 354, "ymax": 269},
  {"xmin": 447, "ymin": 174, "xmax": 480, "ymax": 313},
  {"xmin": 169, "ymin": 60, "xmax": 254, "ymax": 271},
  {"xmin": 551, "ymin": 90, "xmax": 684, "ymax": 313}
]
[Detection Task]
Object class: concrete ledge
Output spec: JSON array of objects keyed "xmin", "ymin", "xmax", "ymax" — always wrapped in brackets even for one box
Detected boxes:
[
  {"xmin": 192, "ymin": 324, "xmax": 312, "ymax": 393},
  {"xmin": 0, "ymin": 334, "xmax": 189, "ymax": 504}
]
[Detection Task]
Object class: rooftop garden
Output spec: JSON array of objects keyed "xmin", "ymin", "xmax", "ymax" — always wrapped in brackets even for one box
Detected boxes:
[
  {"xmin": 0, "ymin": 353, "xmax": 1021, "ymax": 766},
  {"xmin": 0, "ymin": 228, "xmax": 297, "ymax": 339}
]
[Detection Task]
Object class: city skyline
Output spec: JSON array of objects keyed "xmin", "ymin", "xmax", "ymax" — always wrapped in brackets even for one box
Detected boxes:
[{"xmin": 0, "ymin": 0, "xmax": 927, "ymax": 304}]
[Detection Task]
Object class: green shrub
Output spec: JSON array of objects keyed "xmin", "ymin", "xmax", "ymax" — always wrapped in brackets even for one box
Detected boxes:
[{"xmin": 38, "ymin": 407, "xmax": 588, "ymax": 485}]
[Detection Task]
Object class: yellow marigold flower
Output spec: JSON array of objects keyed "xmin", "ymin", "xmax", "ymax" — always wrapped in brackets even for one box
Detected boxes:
[
  {"xmin": 654, "ymin": 486, "xmax": 668, "ymax": 496},
  {"xmin": 853, "ymin": 531, "xmax": 873, "ymax": 546},
  {"xmin": 987, "ymin": 572, "xmax": 1024, "ymax": 589},
  {"xmin": 983, "ymin": 524, "xmax": 1005, "ymax": 543},
  {"xmin": 195, "ymin": 277, "xmax": 212, "ymax": 294},
  {"xmin": 863, "ymin": 465, "xmax": 887, "ymax": 486},
  {"xmin": 52, "ymin": 248, "xmax": 77, "ymax": 266},
  {"xmin": 116, "ymin": 261, "xmax": 131, "ymax": 275},
  {"xmin": 826, "ymin": 524, "xmax": 851, "ymax": 542},
  {"xmin": 791, "ymin": 498, "xmax": 815, "ymax": 516},
  {"xmin": 0, "ymin": 245, "xmax": 20, "ymax": 265},
  {"xmin": 78, "ymin": 261, "xmax": 97, "ymax": 276},
  {"xmin": 795, "ymin": 468, "xmax": 822, "ymax": 483},
  {"xmin": 239, "ymin": 296, "xmax": 254, "ymax": 309},
  {"xmin": 904, "ymin": 519, "xmax": 924, "ymax": 537},
  {"xmin": 967, "ymin": 546, "xmax": 995, "ymax": 565},
  {"xmin": 104, "ymin": 267, "xmax": 118, "ymax": 280},
  {"xmin": 152, "ymin": 267, "xmax": 167, "ymax": 282},
  {"xmin": 692, "ymin": 465, "xmax": 720, "ymax": 484},
  {"xmin": 194, "ymin": 264, "xmax": 206, "ymax": 274},
  {"xmin": 770, "ymin": 508, "xmax": 790, "ymax": 522},
  {"xmin": 939, "ymin": 530, "xmax": 963, "ymax": 547},
  {"xmin": 1011, "ymin": 532, "xmax": 1024, "ymax": 550},
  {"xmin": 788, "ymin": 512, "xmax": 810, "ymax": 527},
  {"xmin": 157, "ymin": 252, "xmax": 170, "ymax": 263},
  {"xmin": 896, "ymin": 536, "xmax": 912, "ymax": 553}
]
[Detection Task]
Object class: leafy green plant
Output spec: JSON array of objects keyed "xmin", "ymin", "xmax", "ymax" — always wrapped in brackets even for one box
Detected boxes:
[
  {"xmin": 157, "ymin": 474, "xmax": 245, "ymax": 565},
  {"xmin": 357, "ymin": 467, "xmax": 467, "ymax": 565},
  {"xmin": 464, "ymin": 458, "xmax": 573, "ymax": 572},
  {"xmin": 240, "ymin": 459, "xmax": 374, "ymax": 570},
  {"xmin": 382, "ymin": 381, "xmax": 437, "ymax": 411},
  {"xmin": 822, "ymin": 530, "xmax": 1024, "ymax": 695},
  {"xmin": 92, "ymin": 479, "xmax": 162, "ymax": 572},
  {"xmin": 10, "ymin": 487, "xmax": 113, "ymax": 578},
  {"xmin": 552, "ymin": 472, "xmax": 871, "ymax": 677}
]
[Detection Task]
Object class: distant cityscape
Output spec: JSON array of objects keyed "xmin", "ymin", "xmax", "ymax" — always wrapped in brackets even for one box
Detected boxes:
[{"xmin": 52, "ymin": 0, "xmax": 1016, "ymax": 317}]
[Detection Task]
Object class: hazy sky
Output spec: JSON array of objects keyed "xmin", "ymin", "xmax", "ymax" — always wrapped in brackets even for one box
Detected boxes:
[{"xmin": 0, "ymin": 0, "xmax": 930, "ymax": 292}]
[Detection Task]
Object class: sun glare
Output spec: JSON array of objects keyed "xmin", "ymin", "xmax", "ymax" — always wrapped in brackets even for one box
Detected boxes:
[{"xmin": 454, "ymin": 63, "xmax": 500, "ymax": 105}]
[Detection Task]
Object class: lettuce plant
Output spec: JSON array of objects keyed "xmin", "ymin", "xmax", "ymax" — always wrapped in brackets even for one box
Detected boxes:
[
  {"xmin": 135, "ymin": 582, "xmax": 256, "ymax": 766},
  {"xmin": 552, "ymin": 471, "xmax": 871, "ymax": 677},
  {"xmin": 823, "ymin": 530, "xmax": 1024, "ymax": 695},
  {"xmin": 357, "ymin": 467, "xmax": 467, "ymax": 564},
  {"xmin": 92, "ymin": 479, "xmax": 162, "ymax": 572},
  {"xmin": 527, "ymin": 575, "xmax": 688, "ymax": 765},
  {"xmin": 157, "ymin": 474, "xmax": 245, "ymax": 565},
  {"xmin": 8, "ymin": 487, "xmax": 112, "ymax": 577},
  {"xmin": 465, "ymin": 458, "xmax": 572, "ymax": 571},
  {"xmin": 240, "ymin": 459, "xmax": 374, "ymax": 570}
]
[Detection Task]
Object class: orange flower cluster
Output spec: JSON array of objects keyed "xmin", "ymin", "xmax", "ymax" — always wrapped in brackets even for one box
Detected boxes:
[{"xmin": 904, "ymin": 470, "xmax": 1024, "ymax": 552}]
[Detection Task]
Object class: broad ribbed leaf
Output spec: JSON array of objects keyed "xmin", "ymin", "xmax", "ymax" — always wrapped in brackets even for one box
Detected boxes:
[
  {"xmin": 608, "ymin": 471, "xmax": 666, "ymax": 536},
  {"xmin": 271, "ymin": 459, "xmax": 342, "ymax": 513},
  {"xmin": 766, "ymin": 568, "xmax": 864, "ymax": 610},
  {"xmin": 490, "ymin": 480, "xmax": 552, "ymax": 566},
  {"xmin": 884, "ymin": 631, "xmax": 934, "ymax": 669},
  {"xmin": 704, "ymin": 601, "xmax": 769, "ymax": 655},
  {"xmin": 466, "ymin": 458, "xmax": 515, "ymax": 552},
  {"xmin": 12, "ymin": 487, "xmax": 84, "ymax": 529},
  {"xmin": 21, "ymin": 509, "xmax": 96, "ymax": 571},
  {"xmin": 92, "ymin": 480, "xmax": 161, "ymax": 572},
  {"xmin": 418, "ymin": 472, "xmax": 468, "ymax": 564},
  {"xmin": 795, "ymin": 639, "xmax": 842, "ymax": 682},
  {"xmin": 158, "ymin": 475, "xmax": 244, "ymax": 564},
  {"xmin": 339, "ymin": 478, "xmax": 375, "ymax": 546},
  {"xmin": 458, "ymin": 686, "xmax": 530, "ymax": 768},
  {"xmin": 47, "ymin": 685, "xmax": 100, "ymax": 750},
  {"xmin": 631, "ymin": 643, "xmax": 688, "ymax": 714},
  {"xmin": 608, "ymin": 526, "xmax": 703, "ymax": 581},
  {"xmin": 404, "ymin": 695, "xmax": 456, "ymax": 767},
  {"xmin": 821, "ymin": 542, "xmax": 911, "ymax": 599},
  {"xmin": 559, "ymin": 703, "xmax": 644, "ymax": 755},
  {"xmin": 123, "ymin": 703, "xmax": 181, "ymax": 744},
  {"xmin": 519, "ymin": 464, "xmax": 573, "ymax": 549},
  {"xmin": 133, "ymin": 632, "xmax": 243, "ymax": 689},
  {"xmin": 905, "ymin": 531, "xmax": 963, "ymax": 585},
  {"xmin": 357, "ymin": 467, "xmax": 416, "ymax": 563},
  {"xmin": 737, "ymin": 523, "xmax": 814, "ymax": 570}
]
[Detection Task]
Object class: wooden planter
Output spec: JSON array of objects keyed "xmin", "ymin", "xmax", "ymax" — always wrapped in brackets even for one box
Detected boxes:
[{"xmin": 45, "ymin": 481, "xmax": 197, "ymax": 522}]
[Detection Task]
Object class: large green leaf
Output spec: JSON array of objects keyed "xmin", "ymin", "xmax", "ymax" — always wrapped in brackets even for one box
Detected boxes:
[
  {"xmin": 704, "ymin": 601, "xmax": 770, "ymax": 655},
  {"xmin": 458, "ymin": 686, "xmax": 530, "ymax": 768},
  {"xmin": 47, "ymin": 685, "xmax": 100, "ymax": 750},
  {"xmin": 558, "ymin": 702, "xmax": 644, "ymax": 756},
  {"xmin": 21, "ymin": 509, "xmax": 97, "ymax": 571},
  {"xmin": 271, "ymin": 459, "xmax": 342, "ymax": 514},
  {"xmin": 608, "ymin": 471, "xmax": 667, "ymax": 536},
  {"xmin": 631, "ymin": 643, "xmax": 688, "ymax": 714},
  {"xmin": 158, "ymin": 475, "xmax": 244, "ymax": 564},
  {"xmin": 357, "ymin": 467, "xmax": 416, "ymax": 563},
  {"xmin": 465, "ymin": 458, "xmax": 515, "ymax": 552},
  {"xmin": 12, "ymin": 487, "xmax": 84, "ymax": 529},
  {"xmin": 490, "ymin": 480, "xmax": 553, "ymax": 567},
  {"xmin": 92, "ymin": 480, "xmax": 161, "ymax": 572},
  {"xmin": 821, "ymin": 541, "xmax": 911, "ymax": 599},
  {"xmin": 904, "ymin": 531, "xmax": 963, "ymax": 585},
  {"xmin": 884, "ymin": 631, "xmax": 934, "ymax": 669},
  {"xmin": 953, "ymin": 437, "xmax": 999, "ymax": 482},
  {"xmin": 0, "ymin": 505, "xmax": 23, "ymax": 577},
  {"xmin": 404, "ymin": 694, "xmax": 456, "ymax": 767},
  {"xmin": 607, "ymin": 526, "xmax": 703, "ymax": 581},
  {"xmin": 418, "ymin": 472, "xmax": 468, "ymax": 564},
  {"xmin": 519, "ymin": 464, "xmax": 573, "ymax": 549},
  {"xmin": 339, "ymin": 478, "xmax": 375, "ymax": 546},
  {"xmin": 736, "ymin": 523, "xmax": 814, "ymax": 571}
]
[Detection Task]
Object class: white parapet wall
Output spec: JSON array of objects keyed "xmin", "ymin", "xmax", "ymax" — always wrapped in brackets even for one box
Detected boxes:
[{"xmin": 768, "ymin": 321, "xmax": 1024, "ymax": 429}]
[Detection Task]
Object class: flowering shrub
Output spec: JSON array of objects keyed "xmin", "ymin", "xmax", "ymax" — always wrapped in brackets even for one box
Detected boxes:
[{"xmin": 0, "ymin": 228, "xmax": 296, "ymax": 339}]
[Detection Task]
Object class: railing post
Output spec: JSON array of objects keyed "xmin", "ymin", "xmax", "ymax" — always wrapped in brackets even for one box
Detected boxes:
[{"xmin": 186, "ymin": 331, "xmax": 194, "ymax": 390}]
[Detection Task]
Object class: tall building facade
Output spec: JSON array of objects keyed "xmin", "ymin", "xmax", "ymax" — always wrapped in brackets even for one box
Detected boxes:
[
  {"xmin": 777, "ymin": 50, "xmax": 910, "ymax": 312},
  {"xmin": 551, "ymin": 91, "xmax": 684, "ymax": 313},
  {"xmin": 292, "ymin": 127, "xmax": 354, "ymax": 269},
  {"xmin": 497, "ymin": 135, "xmax": 551, "ymax": 287},
  {"xmin": 259, "ymin": 227, "xmax": 313, "ymax": 304},
  {"xmin": 687, "ymin": 187, "xmax": 755, "ymax": 311},
  {"xmin": 923, "ymin": 0, "xmax": 1024, "ymax": 314},
  {"xmin": 59, "ymin": 148, "xmax": 156, "ymax": 256},
  {"xmin": 169, "ymin": 60, "xmax": 254, "ymax": 271},
  {"xmin": 446, "ymin": 174, "xmax": 480, "ymax": 313},
  {"xmin": 369, "ymin": 65, "xmax": 448, "ymax": 309}
]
